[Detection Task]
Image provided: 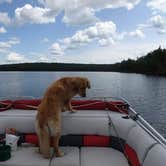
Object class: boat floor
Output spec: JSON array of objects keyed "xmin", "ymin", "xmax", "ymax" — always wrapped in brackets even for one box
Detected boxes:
[{"xmin": 0, "ymin": 145, "xmax": 129, "ymax": 166}]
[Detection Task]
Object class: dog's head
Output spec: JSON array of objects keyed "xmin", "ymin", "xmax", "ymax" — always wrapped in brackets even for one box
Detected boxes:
[{"xmin": 72, "ymin": 77, "xmax": 91, "ymax": 97}]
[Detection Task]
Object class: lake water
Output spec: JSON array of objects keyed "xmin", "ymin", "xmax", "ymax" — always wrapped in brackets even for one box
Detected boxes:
[{"xmin": 0, "ymin": 71, "xmax": 166, "ymax": 137}]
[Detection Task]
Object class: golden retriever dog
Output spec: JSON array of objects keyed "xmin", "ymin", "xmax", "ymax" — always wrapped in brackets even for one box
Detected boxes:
[{"xmin": 35, "ymin": 77, "xmax": 90, "ymax": 158}]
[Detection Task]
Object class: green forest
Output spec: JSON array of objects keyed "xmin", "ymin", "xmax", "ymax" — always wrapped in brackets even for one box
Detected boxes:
[
  {"xmin": 113, "ymin": 46, "xmax": 166, "ymax": 76},
  {"xmin": 0, "ymin": 47, "xmax": 166, "ymax": 76}
]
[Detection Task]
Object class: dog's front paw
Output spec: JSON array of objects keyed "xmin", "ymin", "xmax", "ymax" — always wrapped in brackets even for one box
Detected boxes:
[
  {"xmin": 70, "ymin": 109, "xmax": 77, "ymax": 113},
  {"xmin": 56, "ymin": 151, "xmax": 64, "ymax": 157}
]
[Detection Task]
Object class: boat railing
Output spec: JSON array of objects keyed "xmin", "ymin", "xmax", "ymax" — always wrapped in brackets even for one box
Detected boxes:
[{"xmin": 120, "ymin": 97, "xmax": 166, "ymax": 148}]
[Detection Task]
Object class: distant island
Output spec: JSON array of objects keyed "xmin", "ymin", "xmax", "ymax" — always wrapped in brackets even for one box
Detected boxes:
[{"xmin": 0, "ymin": 47, "xmax": 166, "ymax": 76}]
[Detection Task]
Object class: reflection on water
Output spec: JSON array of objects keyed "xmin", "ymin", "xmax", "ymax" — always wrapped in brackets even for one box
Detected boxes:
[{"xmin": 0, "ymin": 71, "xmax": 166, "ymax": 137}]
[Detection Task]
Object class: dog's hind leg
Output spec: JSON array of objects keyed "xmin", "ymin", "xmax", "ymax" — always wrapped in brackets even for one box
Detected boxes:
[
  {"xmin": 50, "ymin": 120, "xmax": 64, "ymax": 157},
  {"xmin": 53, "ymin": 130, "xmax": 64, "ymax": 157},
  {"xmin": 39, "ymin": 127, "xmax": 50, "ymax": 159},
  {"xmin": 35, "ymin": 119, "xmax": 50, "ymax": 158}
]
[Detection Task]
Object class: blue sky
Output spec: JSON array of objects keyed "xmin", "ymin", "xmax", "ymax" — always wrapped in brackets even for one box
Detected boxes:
[{"xmin": 0, "ymin": 0, "xmax": 166, "ymax": 64}]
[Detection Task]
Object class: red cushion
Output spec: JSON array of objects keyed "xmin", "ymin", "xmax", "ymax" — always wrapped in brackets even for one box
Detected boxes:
[
  {"xmin": 12, "ymin": 99, "xmax": 106, "ymax": 110},
  {"xmin": 24, "ymin": 134, "xmax": 110, "ymax": 147},
  {"xmin": 0, "ymin": 100, "xmax": 13, "ymax": 112},
  {"xmin": 25, "ymin": 134, "xmax": 39, "ymax": 145},
  {"xmin": 13, "ymin": 99, "xmax": 41, "ymax": 109},
  {"xmin": 107, "ymin": 101, "xmax": 128, "ymax": 114},
  {"xmin": 11, "ymin": 99, "xmax": 128, "ymax": 114},
  {"xmin": 71, "ymin": 100, "xmax": 106, "ymax": 110},
  {"xmin": 124, "ymin": 144, "xmax": 141, "ymax": 166},
  {"xmin": 83, "ymin": 135, "xmax": 110, "ymax": 147}
]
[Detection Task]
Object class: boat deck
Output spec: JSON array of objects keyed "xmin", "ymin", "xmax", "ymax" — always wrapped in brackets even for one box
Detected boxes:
[
  {"xmin": 1, "ymin": 100, "xmax": 166, "ymax": 166},
  {"xmin": 1, "ymin": 146, "xmax": 129, "ymax": 166}
]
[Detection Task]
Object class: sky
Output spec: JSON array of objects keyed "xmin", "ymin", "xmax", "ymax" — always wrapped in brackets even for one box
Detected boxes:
[{"xmin": 0, "ymin": 0, "xmax": 166, "ymax": 64}]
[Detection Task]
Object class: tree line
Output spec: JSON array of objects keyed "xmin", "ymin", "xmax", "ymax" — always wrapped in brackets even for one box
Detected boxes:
[
  {"xmin": 113, "ymin": 46, "xmax": 166, "ymax": 76},
  {"xmin": 0, "ymin": 47, "xmax": 166, "ymax": 76}
]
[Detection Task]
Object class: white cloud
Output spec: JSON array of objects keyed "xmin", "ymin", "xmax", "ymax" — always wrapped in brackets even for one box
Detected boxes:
[
  {"xmin": 7, "ymin": 52, "xmax": 24, "ymax": 62},
  {"xmin": 62, "ymin": 7, "xmax": 98, "ymax": 26},
  {"xmin": 49, "ymin": 21, "xmax": 128, "ymax": 56},
  {"xmin": 39, "ymin": 56, "xmax": 49, "ymax": 62},
  {"xmin": 14, "ymin": 4, "xmax": 56, "ymax": 25},
  {"xmin": 149, "ymin": 15, "xmax": 166, "ymax": 33},
  {"xmin": 129, "ymin": 29, "xmax": 145, "ymax": 38},
  {"xmin": 0, "ymin": 1, "xmax": 141, "ymax": 26},
  {"xmin": 0, "ymin": 4, "xmax": 57, "ymax": 26},
  {"xmin": 0, "ymin": 43, "xmax": 10, "ymax": 54},
  {"xmin": 0, "ymin": 12, "xmax": 11, "ymax": 26},
  {"xmin": 147, "ymin": 0, "xmax": 166, "ymax": 13},
  {"xmin": 0, "ymin": 42, "xmax": 11, "ymax": 50},
  {"xmin": 8, "ymin": 37, "xmax": 20, "ymax": 45},
  {"xmin": 39, "ymin": 0, "xmax": 140, "ymax": 11},
  {"xmin": 150, "ymin": 15, "xmax": 165, "ymax": 28},
  {"xmin": 39, "ymin": 0, "xmax": 141, "ymax": 25},
  {"xmin": 0, "ymin": 38, "xmax": 20, "ymax": 53},
  {"xmin": 98, "ymin": 38, "xmax": 115, "ymax": 46},
  {"xmin": 137, "ymin": 15, "xmax": 166, "ymax": 34},
  {"xmin": 0, "ymin": 0, "xmax": 12, "ymax": 4},
  {"xmin": 0, "ymin": 27, "xmax": 7, "ymax": 34},
  {"xmin": 50, "ymin": 42, "xmax": 64, "ymax": 55},
  {"xmin": 138, "ymin": 23, "xmax": 151, "ymax": 30},
  {"xmin": 62, "ymin": 21, "xmax": 117, "ymax": 50}
]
